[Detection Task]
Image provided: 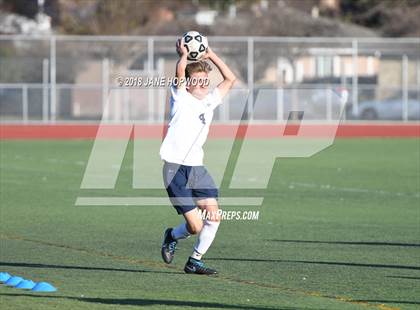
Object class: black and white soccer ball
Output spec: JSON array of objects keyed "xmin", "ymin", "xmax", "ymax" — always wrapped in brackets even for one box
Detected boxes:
[{"xmin": 182, "ymin": 31, "xmax": 208, "ymax": 61}]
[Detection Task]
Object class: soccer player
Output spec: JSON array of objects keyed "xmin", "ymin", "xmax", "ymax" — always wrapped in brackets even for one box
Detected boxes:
[{"xmin": 160, "ymin": 38, "xmax": 236, "ymax": 275}]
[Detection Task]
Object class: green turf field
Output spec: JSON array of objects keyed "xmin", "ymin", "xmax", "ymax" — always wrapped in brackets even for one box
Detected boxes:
[{"xmin": 1, "ymin": 138, "xmax": 419, "ymax": 310}]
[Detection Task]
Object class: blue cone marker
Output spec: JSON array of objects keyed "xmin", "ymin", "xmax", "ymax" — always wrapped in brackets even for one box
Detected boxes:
[
  {"xmin": 0, "ymin": 272, "xmax": 11, "ymax": 282},
  {"xmin": 4, "ymin": 276, "xmax": 23, "ymax": 286},
  {"xmin": 15, "ymin": 280, "xmax": 36, "ymax": 289},
  {"xmin": 32, "ymin": 282, "xmax": 57, "ymax": 292}
]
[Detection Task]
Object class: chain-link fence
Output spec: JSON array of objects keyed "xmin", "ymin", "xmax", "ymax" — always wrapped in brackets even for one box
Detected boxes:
[{"xmin": 0, "ymin": 35, "xmax": 419, "ymax": 123}]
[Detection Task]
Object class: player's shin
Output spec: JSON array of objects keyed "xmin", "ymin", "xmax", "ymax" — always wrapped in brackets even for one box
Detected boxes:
[
  {"xmin": 172, "ymin": 222, "xmax": 191, "ymax": 240},
  {"xmin": 191, "ymin": 220, "xmax": 220, "ymax": 260}
]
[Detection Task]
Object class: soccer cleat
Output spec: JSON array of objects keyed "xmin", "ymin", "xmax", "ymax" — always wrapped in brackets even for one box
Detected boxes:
[
  {"xmin": 184, "ymin": 257, "xmax": 218, "ymax": 275},
  {"xmin": 161, "ymin": 228, "xmax": 177, "ymax": 264}
]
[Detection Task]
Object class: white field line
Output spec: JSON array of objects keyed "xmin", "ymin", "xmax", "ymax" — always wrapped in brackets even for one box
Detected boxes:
[
  {"xmin": 75, "ymin": 196, "xmax": 264, "ymax": 206},
  {"xmin": 288, "ymin": 181, "xmax": 420, "ymax": 198},
  {"xmin": 2, "ymin": 155, "xmax": 136, "ymax": 171}
]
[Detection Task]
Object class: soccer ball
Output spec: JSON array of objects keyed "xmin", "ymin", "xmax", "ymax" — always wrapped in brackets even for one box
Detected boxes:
[{"xmin": 182, "ymin": 31, "xmax": 208, "ymax": 61}]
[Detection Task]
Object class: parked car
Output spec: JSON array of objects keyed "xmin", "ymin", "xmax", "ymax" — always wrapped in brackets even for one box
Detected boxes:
[{"xmin": 353, "ymin": 92, "xmax": 420, "ymax": 120}]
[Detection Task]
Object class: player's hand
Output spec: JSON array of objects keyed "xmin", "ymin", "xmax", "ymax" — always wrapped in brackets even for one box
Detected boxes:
[
  {"xmin": 176, "ymin": 38, "xmax": 188, "ymax": 57},
  {"xmin": 201, "ymin": 46, "xmax": 214, "ymax": 60}
]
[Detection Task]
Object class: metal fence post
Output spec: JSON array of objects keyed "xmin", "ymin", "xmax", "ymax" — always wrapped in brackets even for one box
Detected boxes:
[
  {"xmin": 402, "ymin": 54, "xmax": 408, "ymax": 122},
  {"xmin": 42, "ymin": 58, "xmax": 49, "ymax": 122},
  {"xmin": 50, "ymin": 36, "xmax": 56, "ymax": 122},
  {"xmin": 123, "ymin": 88, "xmax": 129, "ymax": 123},
  {"xmin": 276, "ymin": 87, "xmax": 284, "ymax": 122},
  {"xmin": 22, "ymin": 84, "xmax": 28, "ymax": 123},
  {"xmin": 417, "ymin": 57, "xmax": 420, "ymax": 100},
  {"xmin": 351, "ymin": 39, "xmax": 358, "ymax": 117},
  {"xmin": 247, "ymin": 37, "xmax": 254, "ymax": 120},
  {"xmin": 102, "ymin": 57, "xmax": 109, "ymax": 117},
  {"xmin": 276, "ymin": 58, "xmax": 284, "ymax": 122},
  {"xmin": 148, "ymin": 37, "xmax": 154, "ymax": 123},
  {"xmin": 326, "ymin": 87, "xmax": 332, "ymax": 121}
]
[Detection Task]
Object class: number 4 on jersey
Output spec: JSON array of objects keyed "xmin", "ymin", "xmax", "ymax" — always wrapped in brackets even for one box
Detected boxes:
[{"xmin": 199, "ymin": 113, "xmax": 206, "ymax": 124}]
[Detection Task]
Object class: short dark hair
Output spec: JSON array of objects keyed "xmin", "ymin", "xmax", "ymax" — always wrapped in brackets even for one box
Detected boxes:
[{"xmin": 185, "ymin": 61, "xmax": 212, "ymax": 79}]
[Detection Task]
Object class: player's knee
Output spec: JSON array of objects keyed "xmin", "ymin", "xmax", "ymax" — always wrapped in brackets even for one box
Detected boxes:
[
  {"xmin": 209, "ymin": 213, "xmax": 221, "ymax": 222},
  {"xmin": 205, "ymin": 206, "xmax": 221, "ymax": 222}
]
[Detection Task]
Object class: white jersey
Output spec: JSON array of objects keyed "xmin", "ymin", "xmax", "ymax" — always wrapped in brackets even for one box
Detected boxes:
[{"xmin": 160, "ymin": 85, "xmax": 222, "ymax": 166}]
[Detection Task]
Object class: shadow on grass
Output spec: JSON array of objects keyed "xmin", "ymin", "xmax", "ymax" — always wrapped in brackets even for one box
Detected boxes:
[
  {"xmin": 352, "ymin": 300, "xmax": 420, "ymax": 305},
  {"xmin": 265, "ymin": 239, "xmax": 420, "ymax": 248},
  {"xmin": 386, "ymin": 275, "xmax": 420, "ymax": 280},
  {"xmin": 206, "ymin": 258, "xmax": 420, "ymax": 271},
  {"xmin": 0, "ymin": 261, "xmax": 182, "ymax": 275},
  {"xmin": 0, "ymin": 293, "xmax": 317, "ymax": 310}
]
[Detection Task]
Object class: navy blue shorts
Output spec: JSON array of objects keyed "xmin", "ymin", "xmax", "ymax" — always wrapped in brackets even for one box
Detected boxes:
[{"xmin": 163, "ymin": 161, "xmax": 219, "ymax": 215}]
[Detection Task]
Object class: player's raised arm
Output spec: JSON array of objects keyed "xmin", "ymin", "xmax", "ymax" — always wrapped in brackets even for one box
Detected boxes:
[
  {"xmin": 175, "ymin": 38, "xmax": 188, "ymax": 89},
  {"xmin": 205, "ymin": 47, "xmax": 236, "ymax": 98}
]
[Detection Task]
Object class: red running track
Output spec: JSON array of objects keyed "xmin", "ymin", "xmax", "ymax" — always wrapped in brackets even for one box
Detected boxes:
[{"xmin": 0, "ymin": 123, "xmax": 419, "ymax": 139}]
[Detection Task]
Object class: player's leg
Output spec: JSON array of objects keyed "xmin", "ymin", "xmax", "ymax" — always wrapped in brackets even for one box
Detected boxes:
[
  {"xmin": 192, "ymin": 198, "xmax": 220, "ymax": 259},
  {"xmin": 184, "ymin": 165, "xmax": 220, "ymax": 275},
  {"xmin": 161, "ymin": 207, "xmax": 203, "ymax": 264},
  {"xmin": 169, "ymin": 206, "xmax": 203, "ymax": 240},
  {"xmin": 161, "ymin": 162, "xmax": 203, "ymax": 264},
  {"xmin": 184, "ymin": 198, "xmax": 220, "ymax": 275}
]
